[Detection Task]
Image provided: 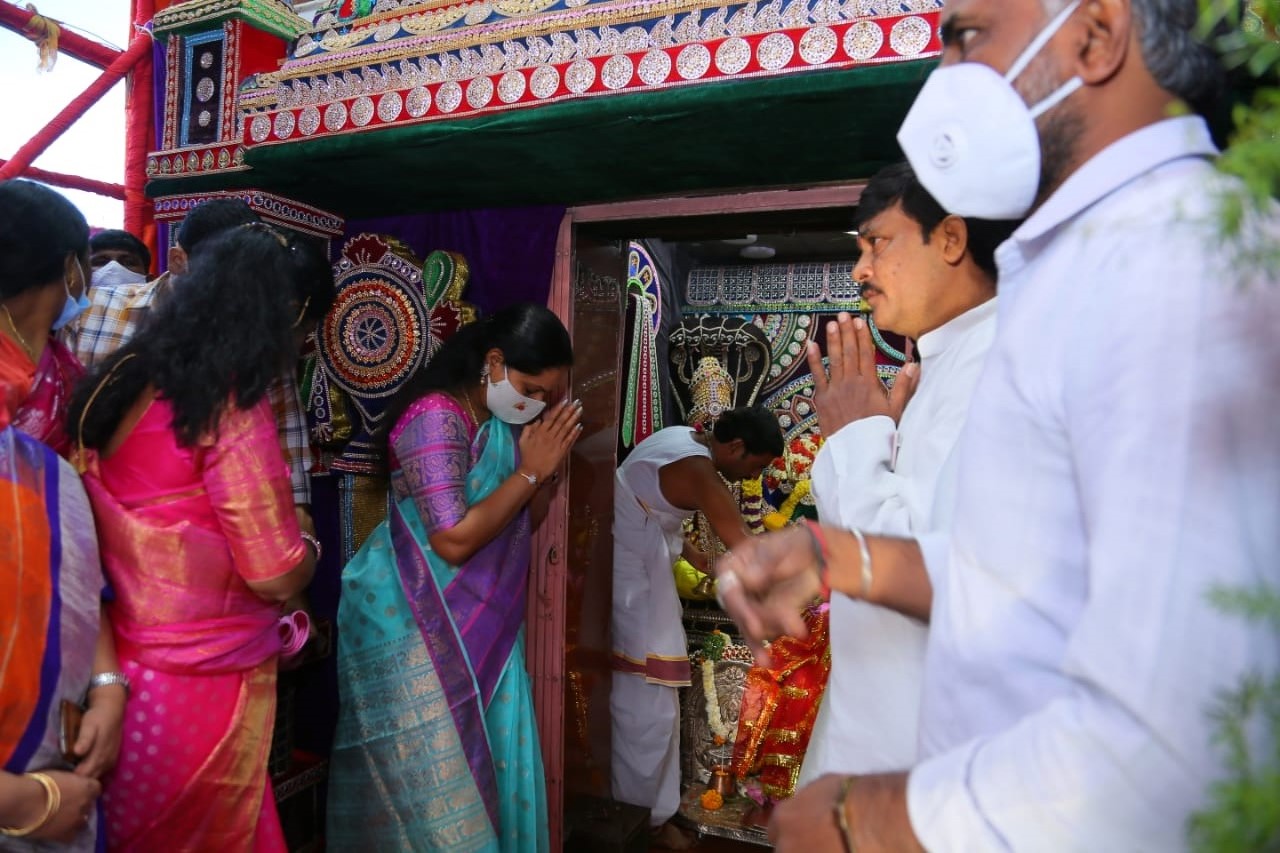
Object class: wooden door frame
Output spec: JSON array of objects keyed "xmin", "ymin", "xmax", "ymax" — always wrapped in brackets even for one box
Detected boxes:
[{"xmin": 530, "ymin": 180, "xmax": 866, "ymax": 850}]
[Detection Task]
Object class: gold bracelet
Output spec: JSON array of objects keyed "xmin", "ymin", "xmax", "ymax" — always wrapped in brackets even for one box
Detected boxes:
[
  {"xmin": 0, "ymin": 772, "xmax": 61, "ymax": 837},
  {"xmin": 833, "ymin": 774, "xmax": 857, "ymax": 853}
]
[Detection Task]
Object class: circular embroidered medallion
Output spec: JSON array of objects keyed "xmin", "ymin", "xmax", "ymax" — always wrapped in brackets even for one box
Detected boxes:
[
  {"xmin": 889, "ymin": 15, "xmax": 932, "ymax": 56},
  {"xmin": 565, "ymin": 59, "xmax": 596, "ymax": 93},
  {"xmin": 351, "ymin": 96, "xmax": 375, "ymax": 126},
  {"xmin": 196, "ymin": 77, "xmax": 215, "ymax": 103},
  {"xmin": 530, "ymin": 65, "xmax": 560, "ymax": 98},
  {"xmin": 273, "ymin": 110, "xmax": 296, "ymax": 139},
  {"xmin": 199, "ymin": 51, "xmax": 214, "ymax": 69},
  {"xmin": 799, "ymin": 26, "xmax": 838, "ymax": 64},
  {"xmin": 323, "ymin": 102, "xmax": 348, "ymax": 132},
  {"xmin": 602, "ymin": 55, "xmax": 634, "ymax": 90},
  {"xmin": 498, "ymin": 70, "xmax": 526, "ymax": 103},
  {"xmin": 196, "ymin": 110, "xmax": 212, "ymax": 128},
  {"xmin": 377, "ymin": 91, "xmax": 404, "ymax": 122},
  {"xmin": 715, "ymin": 38, "xmax": 751, "ymax": 74},
  {"xmin": 437, "ymin": 81, "xmax": 463, "ymax": 113},
  {"xmin": 406, "ymin": 86, "xmax": 432, "ymax": 117},
  {"xmin": 843, "ymin": 20, "xmax": 884, "ymax": 60},
  {"xmin": 320, "ymin": 278, "xmax": 427, "ymax": 399},
  {"xmin": 756, "ymin": 33, "xmax": 794, "ymax": 70},
  {"xmin": 638, "ymin": 49, "xmax": 672, "ymax": 85},
  {"xmin": 466, "ymin": 76, "xmax": 495, "ymax": 109},
  {"xmin": 249, "ymin": 114, "xmax": 271, "ymax": 142},
  {"xmin": 676, "ymin": 44, "xmax": 711, "ymax": 80},
  {"xmin": 299, "ymin": 105, "xmax": 322, "ymax": 135}
]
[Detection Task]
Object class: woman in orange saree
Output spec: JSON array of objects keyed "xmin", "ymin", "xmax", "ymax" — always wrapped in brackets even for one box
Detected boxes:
[
  {"xmin": 68, "ymin": 224, "xmax": 334, "ymax": 851},
  {"xmin": 1, "ymin": 180, "xmax": 125, "ymax": 849}
]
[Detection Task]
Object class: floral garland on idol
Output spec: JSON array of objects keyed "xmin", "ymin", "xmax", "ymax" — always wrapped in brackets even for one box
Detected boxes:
[{"xmin": 695, "ymin": 630, "xmax": 753, "ymax": 811}]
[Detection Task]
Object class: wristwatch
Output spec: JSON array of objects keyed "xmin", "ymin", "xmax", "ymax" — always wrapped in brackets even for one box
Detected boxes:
[{"xmin": 88, "ymin": 671, "xmax": 131, "ymax": 698}]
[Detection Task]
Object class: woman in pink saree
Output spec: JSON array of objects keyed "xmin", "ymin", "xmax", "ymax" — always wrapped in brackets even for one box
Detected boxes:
[{"xmin": 67, "ymin": 224, "xmax": 334, "ymax": 851}]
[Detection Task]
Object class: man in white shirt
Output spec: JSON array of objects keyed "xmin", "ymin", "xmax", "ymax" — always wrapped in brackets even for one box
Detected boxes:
[
  {"xmin": 717, "ymin": 1, "xmax": 1280, "ymax": 849},
  {"xmin": 799, "ymin": 162, "xmax": 1012, "ymax": 785}
]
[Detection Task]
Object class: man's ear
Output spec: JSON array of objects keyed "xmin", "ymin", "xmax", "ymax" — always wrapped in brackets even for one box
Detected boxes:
[
  {"xmin": 167, "ymin": 245, "xmax": 188, "ymax": 275},
  {"xmin": 937, "ymin": 215, "xmax": 970, "ymax": 266},
  {"xmin": 1073, "ymin": 0, "xmax": 1131, "ymax": 86}
]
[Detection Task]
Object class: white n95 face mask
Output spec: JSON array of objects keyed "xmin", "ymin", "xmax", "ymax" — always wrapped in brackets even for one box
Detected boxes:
[
  {"xmin": 897, "ymin": 0, "xmax": 1083, "ymax": 219},
  {"xmin": 485, "ymin": 365, "xmax": 547, "ymax": 425},
  {"xmin": 91, "ymin": 260, "xmax": 147, "ymax": 289}
]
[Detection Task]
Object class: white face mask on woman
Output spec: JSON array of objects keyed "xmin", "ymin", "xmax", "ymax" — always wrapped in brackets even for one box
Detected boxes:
[
  {"xmin": 896, "ymin": 0, "xmax": 1083, "ymax": 220},
  {"xmin": 485, "ymin": 363, "xmax": 546, "ymax": 425}
]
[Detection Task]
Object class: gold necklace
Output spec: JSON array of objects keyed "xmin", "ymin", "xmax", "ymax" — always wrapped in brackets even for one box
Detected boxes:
[
  {"xmin": 460, "ymin": 389, "xmax": 482, "ymax": 427},
  {"xmin": 0, "ymin": 304, "xmax": 35, "ymax": 361}
]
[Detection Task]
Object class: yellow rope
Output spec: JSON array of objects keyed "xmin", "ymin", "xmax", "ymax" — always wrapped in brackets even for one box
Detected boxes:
[{"xmin": 23, "ymin": 4, "xmax": 61, "ymax": 72}]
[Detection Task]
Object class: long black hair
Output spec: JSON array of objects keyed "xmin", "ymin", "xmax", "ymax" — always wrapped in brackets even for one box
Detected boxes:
[
  {"xmin": 382, "ymin": 302, "xmax": 573, "ymax": 436},
  {"xmin": 0, "ymin": 179, "xmax": 89, "ymax": 298},
  {"xmin": 69, "ymin": 224, "xmax": 334, "ymax": 449}
]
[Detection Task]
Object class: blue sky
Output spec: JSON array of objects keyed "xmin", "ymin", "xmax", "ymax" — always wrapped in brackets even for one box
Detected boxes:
[{"xmin": 0, "ymin": 0, "xmax": 131, "ymax": 227}]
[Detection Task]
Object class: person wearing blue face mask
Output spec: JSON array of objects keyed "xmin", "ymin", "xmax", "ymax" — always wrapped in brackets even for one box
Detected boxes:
[
  {"xmin": 0, "ymin": 179, "xmax": 94, "ymax": 457},
  {"xmin": 713, "ymin": 1, "xmax": 1280, "ymax": 851},
  {"xmin": 0, "ymin": 178, "xmax": 127, "ymax": 852}
]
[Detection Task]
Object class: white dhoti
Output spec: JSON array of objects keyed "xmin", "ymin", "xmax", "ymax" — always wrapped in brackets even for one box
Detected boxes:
[{"xmin": 610, "ymin": 427, "xmax": 709, "ymax": 825}]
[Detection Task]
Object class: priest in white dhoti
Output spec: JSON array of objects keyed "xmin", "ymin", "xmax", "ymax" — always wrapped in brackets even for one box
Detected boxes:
[
  {"xmin": 799, "ymin": 162, "xmax": 1014, "ymax": 784},
  {"xmin": 611, "ymin": 405, "xmax": 782, "ymax": 841}
]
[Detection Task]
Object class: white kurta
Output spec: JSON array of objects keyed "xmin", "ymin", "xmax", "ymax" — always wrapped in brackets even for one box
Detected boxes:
[
  {"xmin": 908, "ymin": 116, "xmax": 1280, "ymax": 850},
  {"xmin": 611, "ymin": 426, "xmax": 710, "ymax": 824},
  {"xmin": 800, "ymin": 299, "xmax": 996, "ymax": 785}
]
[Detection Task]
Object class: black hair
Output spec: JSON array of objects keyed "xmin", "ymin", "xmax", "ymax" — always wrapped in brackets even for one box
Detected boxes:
[
  {"xmin": 712, "ymin": 405, "xmax": 784, "ymax": 458},
  {"xmin": 0, "ymin": 179, "xmax": 89, "ymax": 298},
  {"xmin": 69, "ymin": 224, "xmax": 334, "ymax": 449},
  {"xmin": 383, "ymin": 302, "xmax": 574, "ymax": 437},
  {"xmin": 89, "ymin": 229, "xmax": 151, "ymax": 270},
  {"xmin": 854, "ymin": 162, "xmax": 1017, "ymax": 281},
  {"xmin": 175, "ymin": 198, "xmax": 260, "ymax": 253}
]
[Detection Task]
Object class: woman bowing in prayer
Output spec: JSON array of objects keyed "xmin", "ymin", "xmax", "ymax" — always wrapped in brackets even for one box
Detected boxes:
[
  {"xmin": 327, "ymin": 302, "xmax": 581, "ymax": 853},
  {"xmin": 67, "ymin": 223, "xmax": 334, "ymax": 851}
]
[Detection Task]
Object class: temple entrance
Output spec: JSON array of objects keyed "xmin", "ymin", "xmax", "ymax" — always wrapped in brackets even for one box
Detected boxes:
[{"xmin": 531, "ymin": 185, "xmax": 908, "ymax": 849}]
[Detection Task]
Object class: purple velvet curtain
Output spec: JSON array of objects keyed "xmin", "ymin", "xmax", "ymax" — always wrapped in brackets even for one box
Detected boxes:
[{"xmin": 340, "ymin": 206, "xmax": 566, "ymax": 313}]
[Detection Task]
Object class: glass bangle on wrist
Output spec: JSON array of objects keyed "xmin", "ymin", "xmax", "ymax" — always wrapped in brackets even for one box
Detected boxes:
[{"xmin": 89, "ymin": 671, "xmax": 130, "ymax": 698}]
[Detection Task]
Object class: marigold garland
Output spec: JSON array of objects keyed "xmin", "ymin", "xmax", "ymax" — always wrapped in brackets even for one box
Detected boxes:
[
  {"xmin": 763, "ymin": 479, "xmax": 812, "ymax": 531},
  {"xmin": 700, "ymin": 789, "xmax": 724, "ymax": 811}
]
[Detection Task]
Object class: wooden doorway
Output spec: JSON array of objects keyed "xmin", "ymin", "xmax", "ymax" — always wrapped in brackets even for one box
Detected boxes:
[{"xmin": 531, "ymin": 183, "xmax": 865, "ymax": 849}]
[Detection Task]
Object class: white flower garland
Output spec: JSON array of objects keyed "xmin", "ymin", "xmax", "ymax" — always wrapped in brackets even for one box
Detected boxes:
[{"xmin": 702, "ymin": 658, "xmax": 730, "ymax": 743}]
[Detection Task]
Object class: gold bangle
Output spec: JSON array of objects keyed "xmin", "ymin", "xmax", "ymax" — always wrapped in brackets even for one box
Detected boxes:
[
  {"xmin": 833, "ymin": 774, "xmax": 857, "ymax": 853},
  {"xmin": 0, "ymin": 772, "xmax": 61, "ymax": 837}
]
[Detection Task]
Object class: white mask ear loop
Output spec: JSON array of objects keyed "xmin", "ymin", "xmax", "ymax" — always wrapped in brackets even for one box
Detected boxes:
[
  {"xmin": 1004, "ymin": 0, "xmax": 1082, "ymax": 83},
  {"xmin": 1027, "ymin": 76, "xmax": 1084, "ymax": 120}
]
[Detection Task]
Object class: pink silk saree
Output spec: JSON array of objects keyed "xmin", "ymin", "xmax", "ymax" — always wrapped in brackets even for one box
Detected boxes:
[{"xmin": 82, "ymin": 397, "xmax": 304, "ymax": 852}]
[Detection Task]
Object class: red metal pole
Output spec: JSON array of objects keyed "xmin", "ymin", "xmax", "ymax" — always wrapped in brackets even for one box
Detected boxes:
[
  {"xmin": 0, "ymin": 28, "xmax": 152, "ymax": 183},
  {"xmin": 0, "ymin": 159, "xmax": 126, "ymax": 199},
  {"xmin": 124, "ymin": 0, "xmax": 156, "ymax": 248},
  {"xmin": 0, "ymin": 1, "xmax": 122, "ymax": 69}
]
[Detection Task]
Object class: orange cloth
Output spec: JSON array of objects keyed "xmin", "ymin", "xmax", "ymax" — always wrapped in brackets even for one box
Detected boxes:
[{"xmin": 731, "ymin": 606, "xmax": 831, "ymax": 800}]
